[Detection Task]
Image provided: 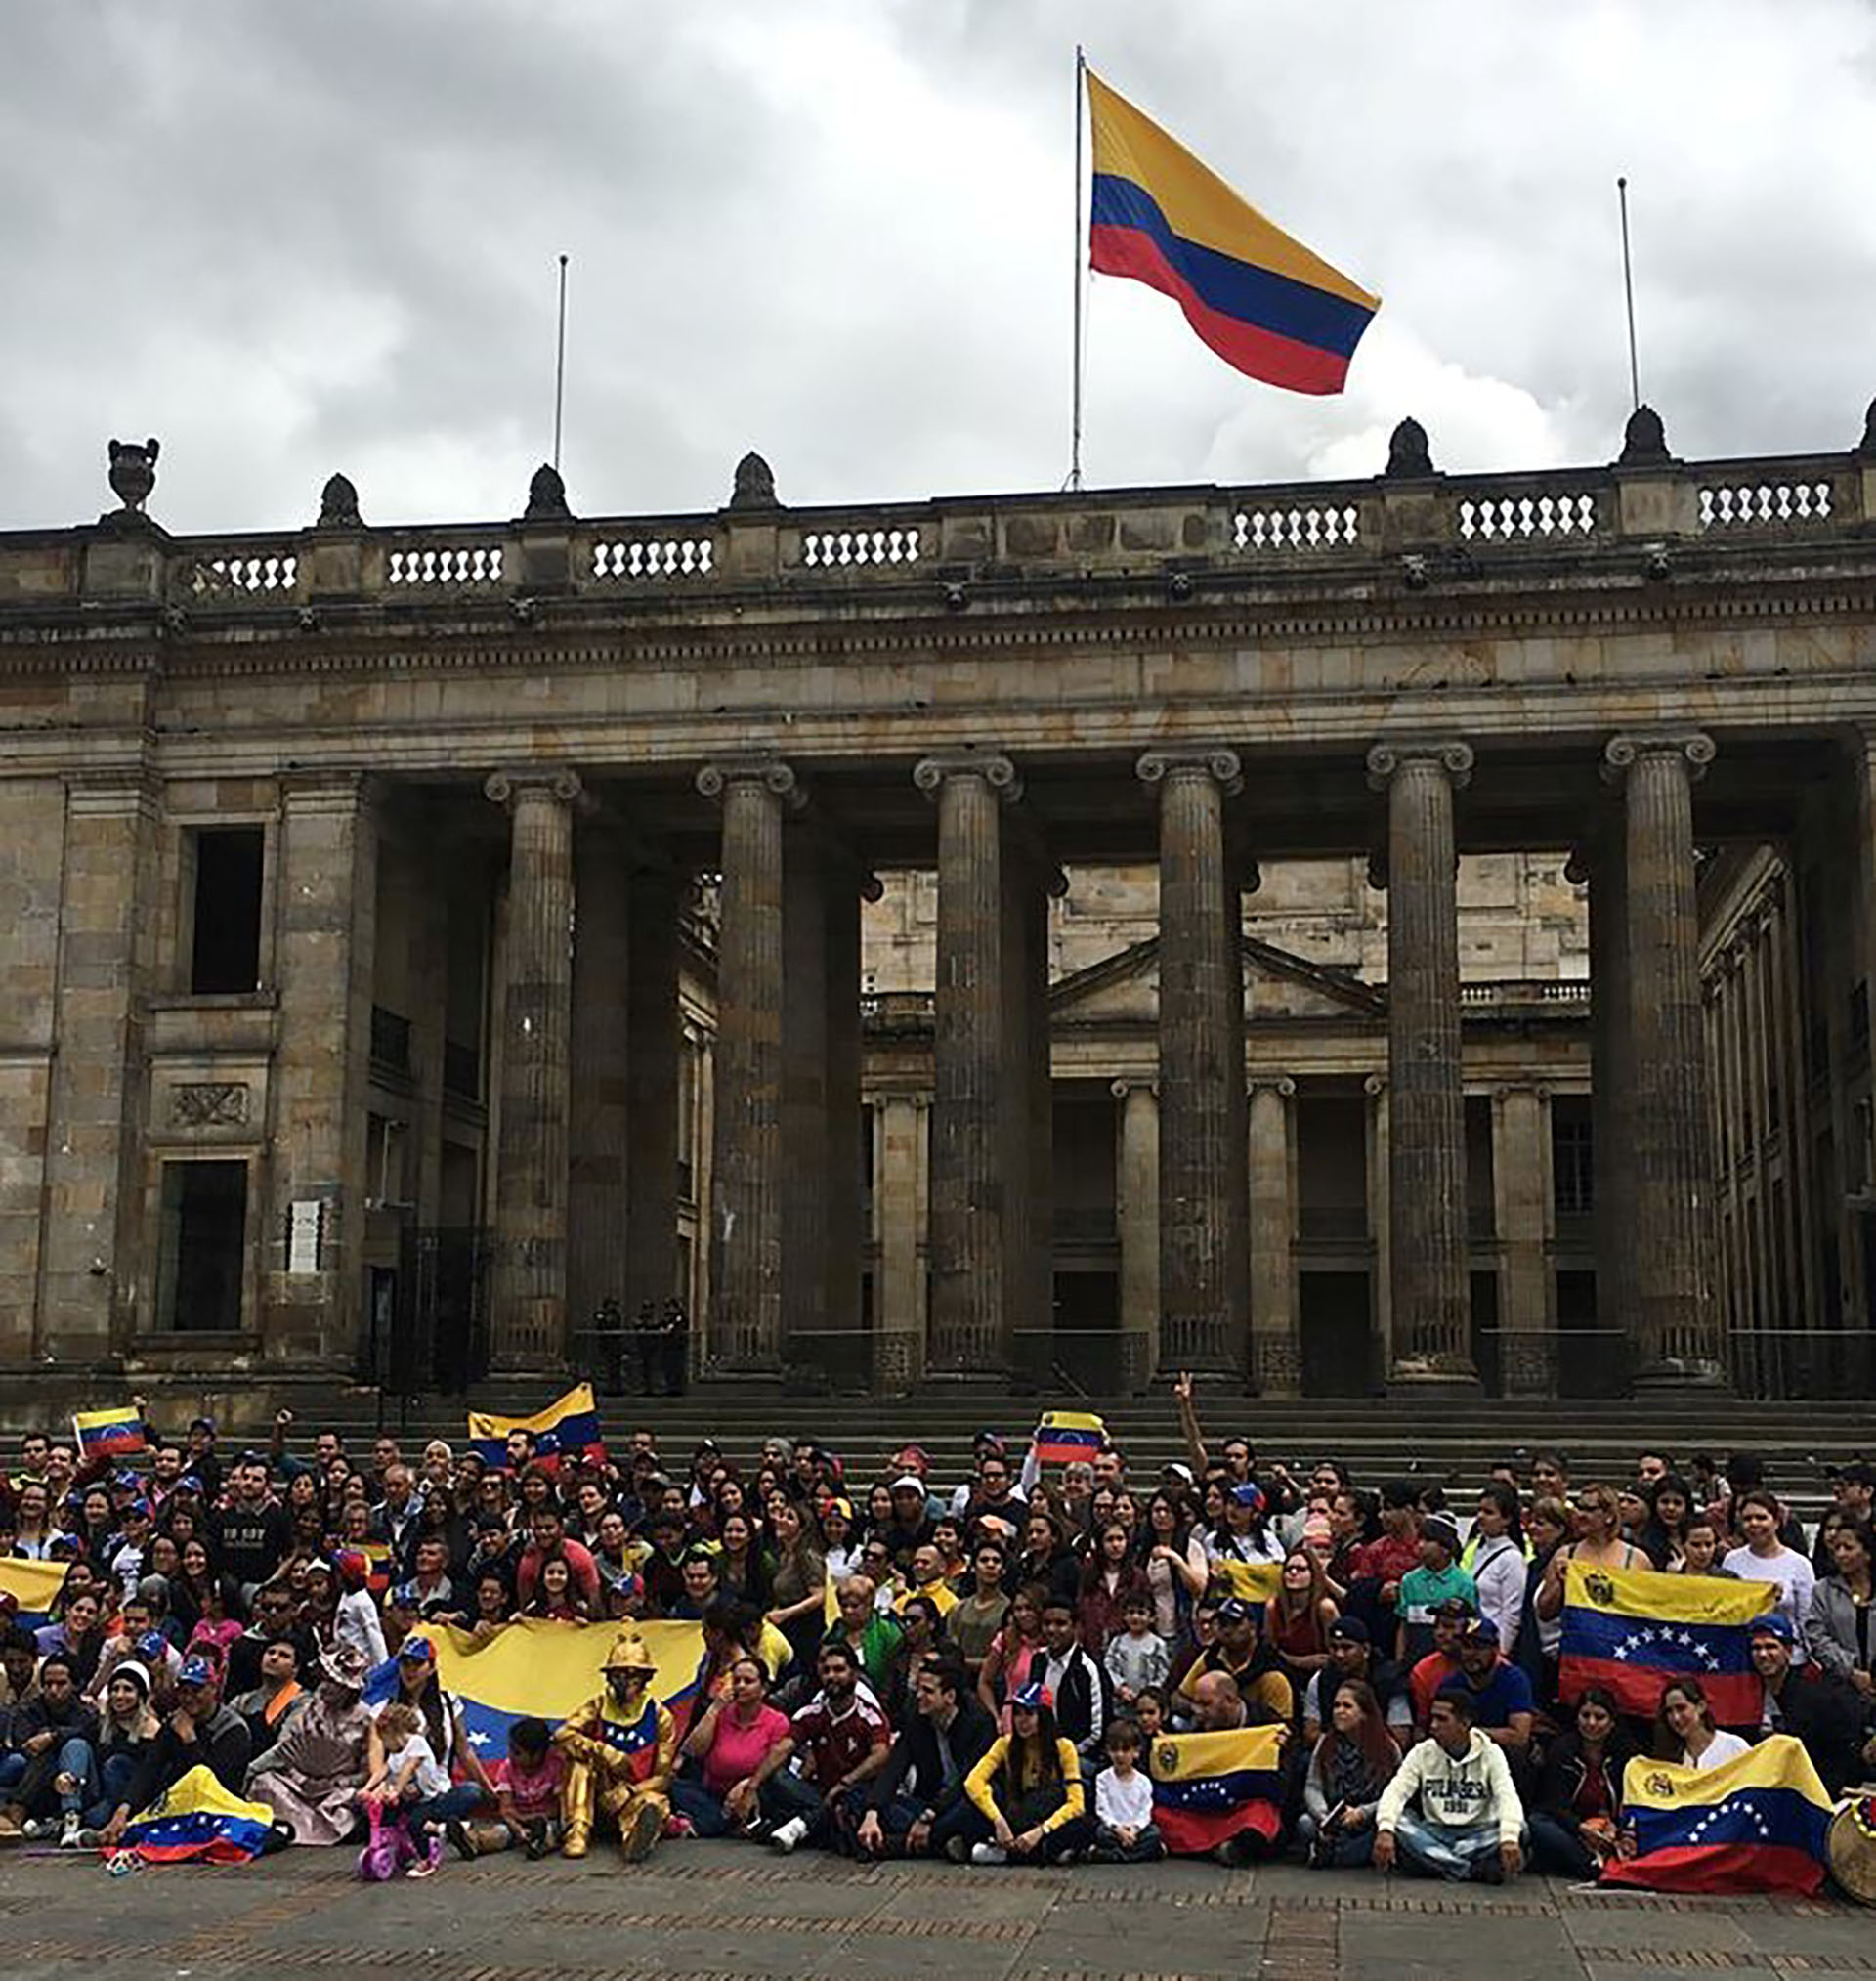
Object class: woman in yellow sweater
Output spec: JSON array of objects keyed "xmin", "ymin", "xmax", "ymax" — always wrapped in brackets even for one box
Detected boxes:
[{"xmin": 935, "ymin": 1681, "xmax": 1090, "ymax": 1865}]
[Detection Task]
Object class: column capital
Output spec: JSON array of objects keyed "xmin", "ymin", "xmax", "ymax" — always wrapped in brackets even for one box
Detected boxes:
[
  {"xmin": 1110, "ymin": 1076, "xmax": 1159, "ymax": 1100},
  {"xmin": 1492, "ymin": 1080, "xmax": 1551, "ymax": 1101},
  {"xmin": 913, "ymin": 751, "xmax": 1020, "ymax": 803},
  {"xmin": 485, "ymin": 766, "xmax": 582, "ymax": 808},
  {"xmin": 1600, "ymin": 732, "xmax": 1715, "ymax": 787},
  {"xmin": 1365, "ymin": 739, "xmax": 1472, "ymax": 792},
  {"xmin": 1136, "ymin": 746, "xmax": 1242, "ymax": 796},
  {"xmin": 1249, "ymin": 1074, "xmax": 1297, "ymax": 1098},
  {"xmin": 696, "ymin": 757, "xmax": 804, "ymax": 808},
  {"xmin": 1363, "ymin": 1072, "xmax": 1387, "ymax": 1098}
]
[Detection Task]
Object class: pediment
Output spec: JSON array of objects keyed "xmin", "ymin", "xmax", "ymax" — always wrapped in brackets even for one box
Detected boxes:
[{"xmin": 1049, "ymin": 935, "xmax": 1385, "ymax": 1025}]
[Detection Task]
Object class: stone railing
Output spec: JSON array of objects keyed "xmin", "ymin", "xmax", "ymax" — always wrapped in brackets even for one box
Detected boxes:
[{"xmin": 6, "ymin": 409, "xmax": 1874, "ymax": 620}]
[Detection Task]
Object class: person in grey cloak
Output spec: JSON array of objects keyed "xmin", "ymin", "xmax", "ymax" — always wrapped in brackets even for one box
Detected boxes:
[{"xmin": 246, "ymin": 1641, "xmax": 376, "ymax": 1845}]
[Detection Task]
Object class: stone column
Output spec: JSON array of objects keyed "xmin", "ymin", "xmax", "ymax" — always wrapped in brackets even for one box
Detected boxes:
[
  {"xmin": 1581, "ymin": 818, "xmax": 1638, "ymax": 1343},
  {"xmin": 38, "ymin": 773, "xmax": 163, "ymax": 1358},
  {"xmin": 781, "ymin": 840, "xmax": 831, "ymax": 1357},
  {"xmin": 874, "ymin": 1094, "xmax": 927, "ymax": 1391},
  {"xmin": 621, "ymin": 869, "xmax": 680, "ymax": 1326},
  {"xmin": 1366, "ymin": 741, "xmax": 1475, "ymax": 1387},
  {"xmin": 1771, "ymin": 881, "xmax": 1813, "ymax": 1330},
  {"xmin": 1603, "ymin": 733, "xmax": 1724, "ymax": 1384},
  {"xmin": 567, "ymin": 820, "xmax": 631, "ymax": 1331},
  {"xmin": 1113, "ymin": 1080, "xmax": 1160, "ymax": 1392},
  {"xmin": 1364, "ymin": 1073, "xmax": 1391, "ymax": 1385},
  {"xmin": 1493, "ymin": 1083, "xmax": 1555, "ymax": 1395},
  {"xmin": 1023, "ymin": 869, "xmax": 1057, "ymax": 1350},
  {"xmin": 916, "ymin": 753, "xmax": 1019, "ymax": 1376},
  {"xmin": 484, "ymin": 769, "xmax": 579, "ymax": 1368},
  {"xmin": 1247, "ymin": 1076, "xmax": 1300, "ymax": 1395},
  {"xmin": 698, "ymin": 760, "xmax": 799, "ymax": 1376},
  {"xmin": 822, "ymin": 874, "xmax": 869, "ymax": 1341},
  {"xmin": 1138, "ymin": 748, "xmax": 1249, "ymax": 1378}
]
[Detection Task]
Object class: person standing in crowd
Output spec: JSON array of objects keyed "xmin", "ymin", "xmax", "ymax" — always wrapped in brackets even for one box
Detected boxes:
[
  {"xmin": 1810, "ymin": 1516, "xmax": 1875, "ymax": 1699},
  {"xmin": 1465, "ymin": 1485, "xmax": 1527, "ymax": 1656},
  {"xmin": 1723, "ymin": 1490, "xmax": 1817, "ymax": 1654}
]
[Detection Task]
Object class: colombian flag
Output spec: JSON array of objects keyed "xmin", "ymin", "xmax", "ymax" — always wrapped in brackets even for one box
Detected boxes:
[
  {"xmin": 1149, "ymin": 1726, "xmax": 1286, "ymax": 1855},
  {"xmin": 1035, "ymin": 1409, "xmax": 1106, "ymax": 1465},
  {"xmin": 1087, "ymin": 69, "xmax": 1379, "ymax": 395},
  {"xmin": 1602, "ymin": 1736, "xmax": 1832, "ymax": 1896},
  {"xmin": 0, "ymin": 1557, "xmax": 66, "ymax": 1630},
  {"xmin": 1558, "ymin": 1561, "xmax": 1771, "ymax": 1727},
  {"xmin": 430, "ymin": 1617, "xmax": 704, "ymax": 1758},
  {"xmin": 121, "ymin": 1764, "xmax": 274, "ymax": 1864},
  {"xmin": 467, "ymin": 1382, "xmax": 605, "ymax": 1474},
  {"xmin": 72, "ymin": 1404, "xmax": 146, "ymax": 1459}
]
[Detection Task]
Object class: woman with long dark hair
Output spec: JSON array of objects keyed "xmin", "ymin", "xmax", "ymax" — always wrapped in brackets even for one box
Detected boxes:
[
  {"xmin": 1142, "ymin": 1490, "xmax": 1207, "ymax": 1643},
  {"xmin": 1300, "ymin": 1677, "xmax": 1399, "ymax": 1868},
  {"xmin": 1529, "ymin": 1684, "xmax": 1635, "ymax": 1877},
  {"xmin": 1652, "ymin": 1678, "xmax": 1750, "ymax": 1769},
  {"xmin": 944, "ymin": 1681, "xmax": 1089, "ymax": 1864},
  {"xmin": 1639, "ymin": 1475, "xmax": 1694, "ymax": 1572},
  {"xmin": 1077, "ymin": 1521, "xmax": 1151, "ymax": 1656}
]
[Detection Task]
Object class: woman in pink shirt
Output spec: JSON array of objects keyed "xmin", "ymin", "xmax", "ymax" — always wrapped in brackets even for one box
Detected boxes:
[{"xmin": 670, "ymin": 1657, "xmax": 793, "ymax": 1838}]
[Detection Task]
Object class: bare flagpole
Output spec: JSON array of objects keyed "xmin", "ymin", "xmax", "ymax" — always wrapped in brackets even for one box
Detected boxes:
[
  {"xmin": 552, "ymin": 252, "xmax": 571, "ymax": 472},
  {"xmin": 1069, "ymin": 46, "xmax": 1087, "ymax": 491},
  {"xmin": 1616, "ymin": 177, "xmax": 1641, "ymax": 411}
]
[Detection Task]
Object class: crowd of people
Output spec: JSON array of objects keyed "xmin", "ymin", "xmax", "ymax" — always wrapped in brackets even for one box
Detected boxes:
[{"xmin": 0, "ymin": 1375, "xmax": 1872, "ymax": 1889}]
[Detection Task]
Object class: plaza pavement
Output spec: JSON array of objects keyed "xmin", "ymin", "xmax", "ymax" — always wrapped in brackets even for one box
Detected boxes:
[{"xmin": 0, "ymin": 1838, "xmax": 1871, "ymax": 1981}]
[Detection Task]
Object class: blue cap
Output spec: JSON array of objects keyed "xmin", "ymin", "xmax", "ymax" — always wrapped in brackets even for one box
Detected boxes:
[
  {"xmin": 1748, "ymin": 1612, "xmax": 1795, "ymax": 1643},
  {"xmin": 1009, "ymin": 1680, "xmax": 1051, "ymax": 1712},
  {"xmin": 1230, "ymin": 1483, "xmax": 1266, "ymax": 1512},
  {"xmin": 398, "ymin": 1634, "xmax": 435, "ymax": 1663},
  {"xmin": 177, "ymin": 1655, "xmax": 214, "ymax": 1686},
  {"xmin": 137, "ymin": 1630, "xmax": 169, "ymax": 1660},
  {"xmin": 1460, "ymin": 1615, "xmax": 1501, "ymax": 1646},
  {"xmin": 389, "ymin": 1580, "xmax": 421, "ymax": 1608},
  {"xmin": 1216, "ymin": 1597, "xmax": 1256, "ymax": 1626}
]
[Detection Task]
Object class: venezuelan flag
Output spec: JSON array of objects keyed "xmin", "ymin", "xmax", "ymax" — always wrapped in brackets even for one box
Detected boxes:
[
  {"xmin": 72, "ymin": 1404, "xmax": 146, "ymax": 1459},
  {"xmin": 430, "ymin": 1617, "xmax": 704, "ymax": 1758},
  {"xmin": 1558, "ymin": 1561, "xmax": 1771, "ymax": 1727},
  {"xmin": 467, "ymin": 1382, "xmax": 605, "ymax": 1473},
  {"xmin": 1210, "ymin": 1559, "xmax": 1284, "ymax": 1605},
  {"xmin": 1602, "ymin": 1735, "xmax": 1832, "ymax": 1896},
  {"xmin": 1035, "ymin": 1409, "xmax": 1106, "ymax": 1465},
  {"xmin": 122, "ymin": 1764, "xmax": 274, "ymax": 1864},
  {"xmin": 1087, "ymin": 69, "xmax": 1379, "ymax": 395},
  {"xmin": 0, "ymin": 1557, "xmax": 66, "ymax": 1630},
  {"xmin": 1149, "ymin": 1725, "xmax": 1286, "ymax": 1855}
]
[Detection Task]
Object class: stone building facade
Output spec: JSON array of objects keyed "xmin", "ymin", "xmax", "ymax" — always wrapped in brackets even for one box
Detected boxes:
[{"xmin": 2, "ymin": 412, "xmax": 1875, "ymax": 1406}]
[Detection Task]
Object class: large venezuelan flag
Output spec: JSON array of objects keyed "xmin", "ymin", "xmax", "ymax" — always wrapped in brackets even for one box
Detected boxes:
[
  {"xmin": 1035, "ymin": 1409, "xmax": 1106, "ymax": 1465},
  {"xmin": 467, "ymin": 1382, "xmax": 605, "ymax": 1473},
  {"xmin": 1602, "ymin": 1735, "xmax": 1832, "ymax": 1896},
  {"xmin": 430, "ymin": 1617, "xmax": 704, "ymax": 1759},
  {"xmin": 1087, "ymin": 69, "xmax": 1379, "ymax": 394},
  {"xmin": 1149, "ymin": 1726, "xmax": 1286, "ymax": 1854},
  {"xmin": 122, "ymin": 1764, "xmax": 274, "ymax": 1864},
  {"xmin": 0, "ymin": 1557, "xmax": 66, "ymax": 1629},
  {"xmin": 1558, "ymin": 1561, "xmax": 1771, "ymax": 1727}
]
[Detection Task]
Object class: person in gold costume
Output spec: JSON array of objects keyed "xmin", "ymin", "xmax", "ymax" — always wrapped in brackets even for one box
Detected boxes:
[{"xmin": 554, "ymin": 1626, "xmax": 676, "ymax": 1861}]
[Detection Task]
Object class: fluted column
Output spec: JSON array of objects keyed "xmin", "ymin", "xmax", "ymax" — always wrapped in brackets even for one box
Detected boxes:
[
  {"xmin": 916, "ymin": 753, "xmax": 1019, "ymax": 1375},
  {"xmin": 1248, "ymin": 1076, "xmax": 1300, "ymax": 1395},
  {"xmin": 1579, "ymin": 817, "xmax": 1638, "ymax": 1344},
  {"xmin": 621, "ymin": 869, "xmax": 680, "ymax": 1327},
  {"xmin": 1603, "ymin": 732, "xmax": 1724, "ymax": 1384},
  {"xmin": 1138, "ymin": 748, "xmax": 1248, "ymax": 1377},
  {"xmin": 1113, "ymin": 1079, "xmax": 1160, "ymax": 1392},
  {"xmin": 1493, "ymin": 1082, "xmax": 1555, "ymax": 1396},
  {"xmin": 823, "ymin": 872, "xmax": 870, "ymax": 1341},
  {"xmin": 874, "ymin": 1094, "xmax": 928, "ymax": 1391},
  {"xmin": 698, "ymin": 759, "xmax": 800, "ymax": 1375},
  {"xmin": 485, "ymin": 768, "xmax": 579, "ymax": 1367},
  {"xmin": 781, "ymin": 839, "xmax": 830, "ymax": 1356},
  {"xmin": 568, "ymin": 820, "xmax": 631, "ymax": 1332},
  {"xmin": 1364, "ymin": 1072, "xmax": 1391, "ymax": 1385},
  {"xmin": 1367, "ymin": 741, "xmax": 1475, "ymax": 1387}
]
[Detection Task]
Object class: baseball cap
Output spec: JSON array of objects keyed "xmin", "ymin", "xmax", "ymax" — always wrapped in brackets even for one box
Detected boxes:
[
  {"xmin": 1162, "ymin": 1461, "xmax": 1195, "ymax": 1486},
  {"xmin": 1747, "ymin": 1613, "xmax": 1795, "ymax": 1643},
  {"xmin": 1229, "ymin": 1483, "xmax": 1266, "ymax": 1512},
  {"xmin": 1460, "ymin": 1616, "xmax": 1501, "ymax": 1647},
  {"xmin": 891, "ymin": 1474, "xmax": 926, "ymax": 1494},
  {"xmin": 188, "ymin": 1416, "xmax": 215, "ymax": 1434},
  {"xmin": 1009, "ymin": 1681, "xmax": 1051, "ymax": 1712},
  {"xmin": 177, "ymin": 1654, "xmax": 215, "ymax": 1686},
  {"xmin": 388, "ymin": 1580, "xmax": 421, "ymax": 1609},
  {"xmin": 1215, "ymin": 1598, "xmax": 1256, "ymax": 1627},
  {"xmin": 137, "ymin": 1629, "xmax": 170, "ymax": 1661},
  {"xmin": 1327, "ymin": 1616, "xmax": 1370, "ymax": 1646},
  {"xmin": 973, "ymin": 1429, "xmax": 1006, "ymax": 1454},
  {"xmin": 893, "ymin": 1444, "xmax": 931, "ymax": 1472},
  {"xmin": 1432, "ymin": 1596, "xmax": 1477, "ymax": 1620},
  {"xmin": 398, "ymin": 1634, "xmax": 436, "ymax": 1662},
  {"xmin": 1421, "ymin": 1515, "xmax": 1462, "ymax": 1555}
]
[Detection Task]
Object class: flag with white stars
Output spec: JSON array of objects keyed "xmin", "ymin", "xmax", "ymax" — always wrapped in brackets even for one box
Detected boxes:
[
  {"xmin": 1559, "ymin": 1560, "xmax": 1773, "ymax": 1724},
  {"xmin": 1149, "ymin": 1726, "xmax": 1286, "ymax": 1856},
  {"xmin": 120, "ymin": 1765, "xmax": 274, "ymax": 1865},
  {"xmin": 1602, "ymin": 1734, "xmax": 1832, "ymax": 1896}
]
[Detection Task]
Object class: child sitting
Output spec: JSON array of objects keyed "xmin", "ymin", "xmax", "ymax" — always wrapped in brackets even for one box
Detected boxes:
[
  {"xmin": 1090, "ymin": 1717, "xmax": 1164, "ymax": 1864},
  {"xmin": 468, "ymin": 1717, "xmax": 567, "ymax": 1858},
  {"xmin": 1102, "ymin": 1595, "xmax": 1172, "ymax": 1705},
  {"xmin": 361, "ymin": 1701, "xmax": 450, "ymax": 1878}
]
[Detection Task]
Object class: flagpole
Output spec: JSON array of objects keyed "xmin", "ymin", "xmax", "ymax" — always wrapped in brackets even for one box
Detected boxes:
[
  {"xmin": 1616, "ymin": 177, "xmax": 1641, "ymax": 411},
  {"xmin": 1069, "ymin": 46, "xmax": 1087, "ymax": 491},
  {"xmin": 552, "ymin": 252, "xmax": 570, "ymax": 473}
]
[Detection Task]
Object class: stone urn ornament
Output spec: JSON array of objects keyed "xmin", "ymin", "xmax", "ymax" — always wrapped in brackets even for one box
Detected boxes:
[{"xmin": 107, "ymin": 437, "xmax": 160, "ymax": 513}]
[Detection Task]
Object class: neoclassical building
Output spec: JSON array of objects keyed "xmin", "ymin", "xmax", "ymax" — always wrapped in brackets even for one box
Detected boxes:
[{"xmin": 1, "ymin": 409, "xmax": 1873, "ymax": 1406}]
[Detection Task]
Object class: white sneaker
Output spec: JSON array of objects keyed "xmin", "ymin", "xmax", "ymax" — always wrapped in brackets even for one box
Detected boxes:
[
  {"xmin": 969, "ymin": 1842, "xmax": 1008, "ymax": 1865},
  {"xmin": 21, "ymin": 1818, "xmax": 57, "ymax": 1841},
  {"xmin": 57, "ymin": 1814, "xmax": 81, "ymax": 1848},
  {"xmin": 768, "ymin": 1816, "xmax": 808, "ymax": 1854}
]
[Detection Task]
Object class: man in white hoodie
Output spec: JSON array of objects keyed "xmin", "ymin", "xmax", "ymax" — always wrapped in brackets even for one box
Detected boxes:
[{"xmin": 1374, "ymin": 1685, "xmax": 1525, "ymax": 1883}]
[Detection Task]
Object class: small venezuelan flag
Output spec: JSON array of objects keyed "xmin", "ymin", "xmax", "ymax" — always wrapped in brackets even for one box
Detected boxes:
[
  {"xmin": 1087, "ymin": 69, "xmax": 1379, "ymax": 395},
  {"xmin": 1150, "ymin": 1726, "xmax": 1286, "ymax": 1855},
  {"xmin": 1558, "ymin": 1561, "xmax": 1772, "ymax": 1728},
  {"xmin": 1602, "ymin": 1735, "xmax": 1832, "ymax": 1897},
  {"xmin": 467, "ymin": 1382, "xmax": 605, "ymax": 1474},
  {"xmin": 1035, "ymin": 1409, "xmax": 1107, "ymax": 1465},
  {"xmin": 72, "ymin": 1404, "xmax": 146, "ymax": 1459}
]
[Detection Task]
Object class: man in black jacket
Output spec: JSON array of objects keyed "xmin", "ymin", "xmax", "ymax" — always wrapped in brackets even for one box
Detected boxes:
[
  {"xmin": 99, "ymin": 1653, "xmax": 252, "ymax": 1847},
  {"xmin": 1748, "ymin": 1615, "xmax": 1868, "ymax": 1797},
  {"xmin": 1020, "ymin": 1599, "xmax": 1111, "ymax": 1773},
  {"xmin": 855, "ymin": 1658, "xmax": 996, "ymax": 1859}
]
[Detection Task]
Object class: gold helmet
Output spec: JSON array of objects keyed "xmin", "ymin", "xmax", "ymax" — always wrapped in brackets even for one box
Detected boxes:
[{"xmin": 603, "ymin": 1627, "xmax": 658, "ymax": 1676}]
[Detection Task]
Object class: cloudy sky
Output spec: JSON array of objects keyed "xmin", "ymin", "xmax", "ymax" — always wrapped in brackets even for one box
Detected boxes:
[{"xmin": 4, "ymin": 0, "xmax": 1874, "ymax": 534}]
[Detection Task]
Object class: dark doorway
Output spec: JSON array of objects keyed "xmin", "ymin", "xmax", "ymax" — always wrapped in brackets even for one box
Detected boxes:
[
  {"xmin": 157, "ymin": 1160, "xmax": 247, "ymax": 1330},
  {"xmin": 1300, "ymin": 1270, "xmax": 1373, "ymax": 1395},
  {"xmin": 1471, "ymin": 1270, "xmax": 1502, "ymax": 1395}
]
